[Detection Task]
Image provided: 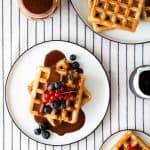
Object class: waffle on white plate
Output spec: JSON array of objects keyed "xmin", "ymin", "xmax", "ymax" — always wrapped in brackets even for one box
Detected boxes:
[
  {"xmin": 111, "ymin": 131, "xmax": 150, "ymax": 150},
  {"xmin": 142, "ymin": 0, "xmax": 150, "ymax": 21},
  {"xmin": 88, "ymin": 0, "xmax": 145, "ymax": 32},
  {"xmin": 28, "ymin": 58, "xmax": 91, "ymax": 127}
]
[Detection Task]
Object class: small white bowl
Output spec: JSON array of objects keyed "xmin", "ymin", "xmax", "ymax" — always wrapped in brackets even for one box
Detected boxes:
[{"xmin": 129, "ymin": 65, "xmax": 150, "ymax": 99}]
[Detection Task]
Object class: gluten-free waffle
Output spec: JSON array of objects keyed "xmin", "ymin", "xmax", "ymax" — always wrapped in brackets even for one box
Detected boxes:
[
  {"xmin": 88, "ymin": 0, "xmax": 144, "ymax": 32},
  {"xmin": 111, "ymin": 131, "xmax": 150, "ymax": 150}
]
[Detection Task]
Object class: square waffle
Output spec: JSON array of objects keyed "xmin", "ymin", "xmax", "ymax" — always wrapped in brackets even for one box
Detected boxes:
[
  {"xmin": 88, "ymin": 0, "xmax": 144, "ymax": 32},
  {"xmin": 142, "ymin": 0, "xmax": 150, "ymax": 21},
  {"xmin": 29, "ymin": 66, "xmax": 62, "ymax": 126},
  {"xmin": 111, "ymin": 131, "xmax": 150, "ymax": 150},
  {"xmin": 44, "ymin": 59, "xmax": 86, "ymax": 124}
]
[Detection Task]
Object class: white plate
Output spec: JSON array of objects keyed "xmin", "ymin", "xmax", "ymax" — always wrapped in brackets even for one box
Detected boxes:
[
  {"xmin": 5, "ymin": 41, "xmax": 110, "ymax": 145},
  {"xmin": 71, "ymin": 0, "xmax": 150, "ymax": 44},
  {"xmin": 100, "ymin": 130, "xmax": 150, "ymax": 149}
]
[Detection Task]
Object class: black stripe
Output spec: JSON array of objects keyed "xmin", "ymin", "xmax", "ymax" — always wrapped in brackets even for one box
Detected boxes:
[
  {"xmin": 142, "ymin": 43, "xmax": 144, "ymax": 132},
  {"xmin": 76, "ymin": 15, "xmax": 78, "ymax": 43},
  {"xmin": 109, "ymin": 40, "xmax": 112, "ymax": 134},
  {"xmin": 35, "ymin": 22, "xmax": 37, "ymax": 44},
  {"xmin": 126, "ymin": 44, "xmax": 128, "ymax": 129},
  {"xmin": 134, "ymin": 44, "xmax": 136, "ymax": 130},
  {"xmin": 18, "ymin": 7, "xmax": 21, "ymax": 150},
  {"xmin": 60, "ymin": 0, "xmax": 61, "ymax": 40},
  {"xmin": 2, "ymin": 0, "xmax": 5, "ymax": 149},
  {"xmin": 68, "ymin": 0, "xmax": 70, "ymax": 41},
  {"xmin": 118, "ymin": 42, "xmax": 120, "ymax": 130},
  {"xmin": 10, "ymin": 0, "xmax": 13, "ymax": 150},
  {"xmin": 43, "ymin": 20, "xmax": 45, "ymax": 41},
  {"xmin": 52, "ymin": 17, "xmax": 53, "ymax": 40}
]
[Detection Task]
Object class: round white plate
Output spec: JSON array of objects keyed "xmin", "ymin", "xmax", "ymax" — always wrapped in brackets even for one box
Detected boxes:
[
  {"xmin": 100, "ymin": 130, "xmax": 150, "ymax": 149},
  {"xmin": 5, "ymin": 41, "xmax": 110, "ymax": 145},
  {"xmin": 71, "ymin": 0, "xmax": 150, "ymax": 44}
]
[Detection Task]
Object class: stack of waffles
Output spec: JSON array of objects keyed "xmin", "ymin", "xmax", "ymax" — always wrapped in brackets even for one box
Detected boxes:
[
  {"xmin": 112, "ymin": 131, "xmax": 150, "ymax": 150},
  {"xmin": 28, "ymin": 58, "xmax": 91, "ymax": 127},
  {"xmin": 88, "ymin": 0, "xmax": 149, "ymax": 32}
]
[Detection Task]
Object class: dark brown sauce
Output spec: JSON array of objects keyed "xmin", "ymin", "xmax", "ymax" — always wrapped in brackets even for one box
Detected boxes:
[
  {"xmin": 34, "ymin": 109, "xmax": 85, "ymax": 136},
  {"xmin": 34, "ymin": 50, "xmax": 85, "ymax": 135},
  {"xmin": 44, "ymin": 50, "xmax": 65, "ymax": 67},
  {"xmin": 23, "ymin": 0, "xmax": 52, "ymax": 14},
  {"xmin": 139, "ymin": 71, "xmax": 150, "ymax": 95}
]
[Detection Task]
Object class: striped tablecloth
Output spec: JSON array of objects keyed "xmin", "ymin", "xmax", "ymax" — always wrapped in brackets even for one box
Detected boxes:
[{"xmin": 0, "ymin": 0, "xmax": 150, "ymax": 150}]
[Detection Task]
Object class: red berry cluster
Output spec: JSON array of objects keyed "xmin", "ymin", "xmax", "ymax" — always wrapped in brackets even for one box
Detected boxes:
[
  {"xmin": 43, "ymin": 86, "xmax": 72, "ymax": 104},
  {"xmin": 127, "ymin": 145, "xmax": 137, "ymax": 150}
]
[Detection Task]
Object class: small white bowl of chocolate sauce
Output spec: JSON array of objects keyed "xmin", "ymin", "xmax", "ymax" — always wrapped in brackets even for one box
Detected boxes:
[
  {"xmin": 18, "ymin": 0, "xmax": 59, "ymax": 20},
  {"xmin": 130, "ymin": 65, "xmax": 150, "ymax": 99}
]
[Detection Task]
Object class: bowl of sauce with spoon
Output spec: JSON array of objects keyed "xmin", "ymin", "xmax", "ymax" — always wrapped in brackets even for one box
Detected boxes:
[
  {"xmin": 129, "ymin": 65, "xmax": 150, "ymax": 99},
  {"xmin": 18, "ymin": 0, "xmax": 59, "ymax": 20}
]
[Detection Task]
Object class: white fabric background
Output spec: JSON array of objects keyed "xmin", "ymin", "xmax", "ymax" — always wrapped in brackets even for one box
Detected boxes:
[{"xmin": 0, "ymin": 0, "xmax": 150, "ymax": 150}]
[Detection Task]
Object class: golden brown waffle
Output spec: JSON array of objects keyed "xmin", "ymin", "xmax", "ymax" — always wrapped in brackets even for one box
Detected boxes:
[
  {"xmin": 30, "ymin": 66, "xmax": 51, "ymax": 116},
  {"xmin": 45, "ymin": 69, "xmax": 86, "ymax": 124},
  {"xmin": 88, "ymin": 0, "xmax": 144, "ymax": 32},
  {"xmin": 111, "ymin": 131, "xmax": 150, "ymax": 150},
  {"xmin": 88, "ymin": 0, "xmax": 113, "ymax": 31},
  {"xmin": 142, "ymin": 0, "xmax": 150, "ymax": 21},
  {"xmin": 29, "ymin": 66, "xmax": 62, "ymax": 126}
]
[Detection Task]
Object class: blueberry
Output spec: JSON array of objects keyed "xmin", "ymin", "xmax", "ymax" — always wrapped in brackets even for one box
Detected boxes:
[
  {"xmin": 34, "ymin": 128, "xmax": 41, "ymax": 135},
  {"xmin": 61, "ymin": 100, "xmax": 66, "ymax": 108},
  {"xmin": 54, "ymin": 81, "xmax": 62, "ymax": 89},
  {"xmin": 50, "ymin": 101, "xmax": 60, "ymax": 109},
  {"xmin": 41, "ymin": 130, "xmax": 51, "ymax": 139},
  {"xmin": 70, "ymin": 54, "xmax": 77, "ymax": 61},
  {"xmin": 67, "ymin": 74, "xmax": 73, "ymax": 80},
  {"xmin": 71, "ymin": 62, "xmax": 80, "ymax": 69},
  {"xmin": 48, "ymin": 84, "xmax": 55, "ymax": 91},
  {"xmin": 39, "ymin": 122, "xmax": 50, "ymax": 130},
  {"xmin": 43, "ymin": 106, "xmax": 52, "ymax": 114}
]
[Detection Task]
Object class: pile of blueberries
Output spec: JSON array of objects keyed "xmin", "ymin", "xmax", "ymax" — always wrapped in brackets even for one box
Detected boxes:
[{"xmin": 34, "ymin": 122, "xmax": 51, "ymax": 139}]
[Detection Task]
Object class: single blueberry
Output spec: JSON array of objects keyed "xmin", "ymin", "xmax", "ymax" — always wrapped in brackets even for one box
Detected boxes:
[
  {"xmin": 39, "ymin": 122, "xmax": 50, "ymax": 130},
  {"xmin": 48, "ymin": 84, "xmax": 55, "ymax": 91},
  {"xmin": 71, "ymin": 62, "xmax": 80, "ymax": 69},
  {"xmin": 43, "ymin": 105, "xmax": 52, "ymax": 114},
  {"xmin": 50, "ymin": 101, "xmax": 60, "ymax": 109},
  {"xmin": 61, "ymin": 100, "xmax": 66, "ymax": 109},
  {"xmin": 54, "ymin": 81, "xmax": 62, "ymax": 89},
  {"xmin": 67, "ymin": 74, "xmax": 73, "ymax": 80},
  {"xmin": 34, "ymin": 128, "xmax": 41, "ymax": 135},
  {"xmin": 41, "ymin": 130, "xmax": 51, "ymax": 139},
  {"xmin": 70, "ymin": 54, "xmax": 77, "ymax": 61}
]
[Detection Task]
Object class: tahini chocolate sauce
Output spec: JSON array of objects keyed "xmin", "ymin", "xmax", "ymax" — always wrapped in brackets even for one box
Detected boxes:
[
  {"xmin": 23, "ymin": 0, "xmax": 52, "ymax": 14},
  {"xmin": 139, "ymin": 71, "xmax": 150, "ymax": 95},
  {"xmin": 34, "ymin": 110, "xmax": 85, "ymax": 136},
  {"xmin": 19, "ymin": 0, "xmax": 58, "ymax": 20},
  {"xmin": 34, "ymin": 50, "xmax": 85, "ymax": 135}
]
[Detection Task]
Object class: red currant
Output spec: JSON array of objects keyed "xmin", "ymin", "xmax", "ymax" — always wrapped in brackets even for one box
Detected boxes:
[
  {"xmin": 127, "ymin": 145, "xmax": 137, "ymax": 150},
  {"xmin": 55, "ymin": 93, "xmax": 60, "ymax": 98},
  {"xmin": 55, "ymin": 89, "xmax": 60, "ymax": 94},
  {"xmin": 43, "ymin": 93, "xmax": 50, "ymax": 101},
  {"xmin": 50, "ymin": 95, "xmax": 56, "ymax": 102},
  {"xmin": 58, "ymin": 95, "xmax": 63, "ymax": 100},
  {"xmin": 64, "ymin": 95, "xmax": 69, "ymax": 100},
  {"xmin": 48, "ymin": 91, "xmax": 54, "ymax": 95},
  {"xmin": 60, "ymin": 87, "xmax": 65, "ymax": 92}
]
